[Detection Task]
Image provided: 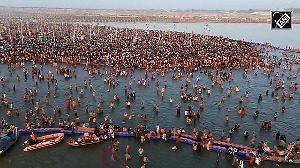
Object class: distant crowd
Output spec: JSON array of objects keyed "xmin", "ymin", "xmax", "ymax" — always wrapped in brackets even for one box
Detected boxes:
[{"xmin": 1, "ymin": 21, "xmax": 266, "ymax": 71}]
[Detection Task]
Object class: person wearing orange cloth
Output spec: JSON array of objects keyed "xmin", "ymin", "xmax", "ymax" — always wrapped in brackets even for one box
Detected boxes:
[
  {"xmin": 126, "ymin": 145, "xmax": 130, "ymax": 154},
  {"xmin": 226, "ymin": 115, "xmax": 230, "ymax": 123},
  {"xmin": 66, "ymin": 99, "xmax": 70, "ymax": 108},
  {"xmin": 25, "ymin": 123, "xmax": 30, "ymax": 130},
  {"xmin": 30, "ymin": 132, "xmax": 37, "ymax": 144},
  {"xmin": 200, "ymin": 102, "xmax": 205, "ymax": 109},
  {"xmin": 45, "ymin": 96, "xmax": 50, "ymax": 105}
]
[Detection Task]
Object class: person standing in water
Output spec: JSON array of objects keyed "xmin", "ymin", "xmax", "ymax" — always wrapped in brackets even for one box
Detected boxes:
[
  {"xmin": 138, "ymin": 147, "xmax": 144, "ymax": 156},
  {"xmin": 226, "ymin": 115, "xmax": 230, "ymax": 123},
  {"xmin": 143, "ymin": 155, "xmax": 149, "ymax": 164},
  {"xmin": 172, "ymin": 137, "xmax": 182, "ymax": 150},
  {"xmin": 125, "ymin": 145, "xmax": 131, "ymax": 161}
]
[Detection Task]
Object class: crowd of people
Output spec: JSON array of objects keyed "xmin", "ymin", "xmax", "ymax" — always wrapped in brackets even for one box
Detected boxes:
[
  {"xmin": 0, "ymin": 20, "xmax": 299, "ymax": 168},
  {"xmin": 1, "ymin": 21, "xmax": 268, "ymax": 71}
]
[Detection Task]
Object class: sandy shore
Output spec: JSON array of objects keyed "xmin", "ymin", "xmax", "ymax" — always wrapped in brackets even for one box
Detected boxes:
[{"xmin": 0, "ymin": 7, "xmax": 299, "ymax": 24}]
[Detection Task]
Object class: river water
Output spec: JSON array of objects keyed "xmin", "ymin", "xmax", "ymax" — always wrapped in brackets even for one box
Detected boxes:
[{"xmin": 0, "ymin": 23, "xmax": 299, "ymax": 168}]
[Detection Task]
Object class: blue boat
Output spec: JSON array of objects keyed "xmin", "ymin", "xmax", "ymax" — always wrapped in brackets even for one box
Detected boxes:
[{"xmin": 0, "ymin": 128, "xmax": 19, "ymax": 155}]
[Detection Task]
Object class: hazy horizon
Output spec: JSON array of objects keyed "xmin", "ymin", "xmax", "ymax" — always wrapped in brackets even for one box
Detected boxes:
[{"xmin": 1, "ymin": 0, "xmax": 299, "ymax": 10}]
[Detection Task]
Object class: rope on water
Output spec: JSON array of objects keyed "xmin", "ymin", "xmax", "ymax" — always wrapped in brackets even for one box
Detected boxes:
[{"xmin": 102, "ymin": 145, "xmax": 129, "ymax": 168}]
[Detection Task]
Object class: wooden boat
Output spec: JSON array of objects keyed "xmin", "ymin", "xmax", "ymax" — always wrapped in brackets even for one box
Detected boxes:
[
  {"xmin": 0, "ymin": 128, "xmax": 19, "ymax": 155},
  {"xmin": 67, "ymin": 132, "xmax": 110, "ymax": 147},
  {"xmin": 23, "ymin": 133, "xmax": 64, "ymax": 152}
]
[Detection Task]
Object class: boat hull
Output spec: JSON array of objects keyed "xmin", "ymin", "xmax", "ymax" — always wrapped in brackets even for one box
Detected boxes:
[
  {"xmin": 23, "ymin": 133, "xmax": 64, "ymax": 152},
  {"xmin": 0, "ymin": 129, "xmax": 19, "ymax": 155},
  {"xmin": 68, "ymin": 134, "xmax": 110, "ymax": 147}
]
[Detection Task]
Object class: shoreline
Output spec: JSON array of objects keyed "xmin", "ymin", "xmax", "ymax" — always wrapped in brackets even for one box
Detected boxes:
[{"xmin": 1, "ymin": 6, "xmax": 300, "ymax": 24}]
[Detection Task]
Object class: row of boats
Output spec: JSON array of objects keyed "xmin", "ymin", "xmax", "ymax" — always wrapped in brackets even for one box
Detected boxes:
[
  {"xmin": 0, "ymin": 128, "xmax": 110, "ymax": 154},
  {"xmin": 0, "ymin": 127, "xmax": 299, "ymax": 165}
]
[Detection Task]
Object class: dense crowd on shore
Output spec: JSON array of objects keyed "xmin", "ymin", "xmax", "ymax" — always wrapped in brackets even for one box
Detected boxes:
[{"xmin": 0, "ymin": 21, "xmax": 267, "ymax": 70}]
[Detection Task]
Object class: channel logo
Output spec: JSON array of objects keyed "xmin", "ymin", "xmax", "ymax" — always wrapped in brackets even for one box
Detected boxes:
[{"xmin": 271, "ymin": 11, "xmax": 292, "ymax": 29}]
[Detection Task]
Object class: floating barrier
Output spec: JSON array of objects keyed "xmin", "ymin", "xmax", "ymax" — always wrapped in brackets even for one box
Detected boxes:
[
  {"xmin": 15, "ymin": 128, "xmax": 299, "ymax": 164},
  {"xmin": 19, "ymin": 128, "xmax": 64, "ymax": 135},
  {"xmin": 114, "ymin": 132, "xmax": 134, "ymax": 137},
  {"xmin": 169, "ymin": 136, "xmax": 197, "ymax": 145},
  {"xmin": 150, "ymin": 135, "xmax": 161, "ymax": 140},
  {"xmin": 213, "ymin": 140, "xmax": 255, "ymax": 151},
  {"xmin": 18, "ymin": 128, "xmax": 93, "ymax": 135}
]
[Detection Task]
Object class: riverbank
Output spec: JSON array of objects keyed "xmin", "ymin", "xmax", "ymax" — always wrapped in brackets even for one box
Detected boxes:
[{"xmin": 1, "ymin": 7, "xmax": 300, "ymax": 24}]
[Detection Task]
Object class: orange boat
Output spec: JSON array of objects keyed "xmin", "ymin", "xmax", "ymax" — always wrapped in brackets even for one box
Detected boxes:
[{"xmin": 23, "ymin": 133, "xmax": 64, "ymax": 152}]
